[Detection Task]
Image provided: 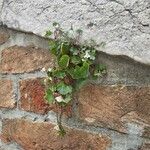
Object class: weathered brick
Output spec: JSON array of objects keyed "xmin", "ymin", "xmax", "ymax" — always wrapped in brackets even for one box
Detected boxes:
[
  {"xmin": 139, "ymin": 143, "xmax": 150, "ymax": 150},
  {"xmin": 77, "ymin": 84, "xmax": 150, "ymax": 137},
  {"xmin": 0, "ymin": 31, "xmax": 10, "ymax": 45},
  {"xmin": 19, "ymin": 78, "xmax": 72, "ymax": 116},
  {"xmin": 1, "ymin": 119, "xmax": 111, "ymax": 150},
  {"xmin": 19, "ymin": 78, "xmax": 49, "ymax": 114},
  {"xmin": 0, "ymin": 46, "xmax": 54, "ymax": 73},
  {"xmin": 0, "ymin": 80, "xmax": 16, "ymax": 108}
]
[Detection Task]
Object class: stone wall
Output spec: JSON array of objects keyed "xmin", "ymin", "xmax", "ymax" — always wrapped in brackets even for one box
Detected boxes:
[
  {"xmin": 0, "ymin": 26, "xmax": 150, "ymax": 150},
  {"xmin": 0, "ymin": 0, "xmax": 150, "ymax": 149}
]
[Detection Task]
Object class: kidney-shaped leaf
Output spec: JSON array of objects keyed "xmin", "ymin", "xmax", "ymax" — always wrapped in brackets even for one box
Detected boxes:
[
  {"xmin": 57, "ymin": 82, "xmax": 72, "ymax": 95},
  {"xmin": 58, "ymin": 55, "xmax": 70, "ymax": 69},
  {"xmin": 68, "ymin": 62, "xmax": 89, "ymax": 79}
]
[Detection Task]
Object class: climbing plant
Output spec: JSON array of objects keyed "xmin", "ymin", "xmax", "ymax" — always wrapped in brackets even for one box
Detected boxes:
[{"xmin": 44, "ymin": 22, "xmax": 106, "ymax": 136}]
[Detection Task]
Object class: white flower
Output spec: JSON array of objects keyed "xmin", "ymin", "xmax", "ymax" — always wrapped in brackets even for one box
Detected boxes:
[
  {"xmin": 47, "ymin": 68, "xmax": 52, "ymax": 72},
  {"xmin": 55, "ymin": 24, "xmax": 59, "ymax": 29},
  {"xmin": 54, "ymin": 125, "xmax": 59, "ymax": 131},
  {"xmin": 44, "ymin": 79, "xmax": 47, "ymax": 84},
  {"xmin": 55, "ymin": 96, "xmax": 64, "ymax": 103},
  {"xmin": 82, "ymin": 58, "xmax": 86, "ymax": 61},
  {"xmin": 90, "ymin": 55, "xmax": 95, "ymax": 60},
  {"xmin": 84, "ymin": 51, "xmax": 91, "ymax": 59},
  {"xmin": 48, "ymin": 77, "xmax": 52, "ymax": 81},
  {"xmin": 41, "ymin": 67, "xmax": 46, "ymax": 72}
]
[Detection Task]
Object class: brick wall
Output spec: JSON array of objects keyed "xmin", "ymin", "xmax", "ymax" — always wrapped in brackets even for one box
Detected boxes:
[{"xmin": 0, "ymin": 26, "xmax": 150, "ymax": 150}]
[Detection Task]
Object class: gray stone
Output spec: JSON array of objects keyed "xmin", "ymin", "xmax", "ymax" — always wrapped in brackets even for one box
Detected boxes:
[
  {"xmin": 0, "ymin": 0, "xmax": 3, "ymax": 12},
  {"xmin": 0, "ymin": 0, "xmax": 3, "ymax": 24},
  {"xmin": 0, "ymin": 0, "xmax": 150, "ymax": 65}
]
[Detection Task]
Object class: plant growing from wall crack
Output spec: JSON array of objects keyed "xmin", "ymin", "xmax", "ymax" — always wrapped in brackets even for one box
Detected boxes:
[{"xmin": 44, "ymin": 23, "xmax": 106, "ymax": 136}]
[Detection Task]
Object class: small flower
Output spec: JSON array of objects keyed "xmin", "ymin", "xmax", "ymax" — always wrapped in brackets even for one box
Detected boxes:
[
  {"xmin": 44, "ymin": 79, "xmax": 47, "ymax": 84},
  {"xmin": 82, "ymin": 58, "xmax": 86, "ymax": 61},
  {"xmin": 84, "ymin": 51, "xmax": 91, "ymax": 59},
  {"xmin": 54, "ymin": 125, "xmax": 59, "ymax": 131},
  {"xmin": 47, "ymin": 68, "xmax": 52, "ymax": 72},
  {"xmin": 41, "ymin": 67, "xmax": 46, "ymax": 72},
  {"xmin": 90, "ymin": 55, "xmax": 95, "ymax": 60},
  {"xmin": 73, "ymin": 51, "xmax": 78, "ymax": 55},
  {"xmin": 55, "ymin": 24, "xmax": 60, "ymax": 29},
  {"xmin": 55, "ymin": 96, "xmax": 64, "ymax": 103},
  {"xmin": 48, "ymin": 77, "xmax": 52, "ymax": 81}
]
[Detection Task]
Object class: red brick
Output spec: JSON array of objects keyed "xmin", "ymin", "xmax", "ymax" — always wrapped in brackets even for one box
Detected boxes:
[
  {"xmin": 0, "ymin": 46, "xmax": 54, "ymax": 73},
  {"xmin": 19, "ymin": 78, "xmax": 49, "ymax": 114},
  {"xmin": 0, "ymin": 80, "xmax": 16, "ymax": 108},
  {"xmin": 77, "ymin": 84, "xmax": 150, "ymax": 137},
  {"xmin": 1, "ymin": 119, "xmax": 111, "ymax": 150},
  {"xmin": 19, "ymin": 78, "xmax": 72, "ymax": 116}
]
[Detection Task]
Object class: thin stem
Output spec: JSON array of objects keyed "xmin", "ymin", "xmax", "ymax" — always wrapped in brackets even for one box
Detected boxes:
[{"xmin": 56, "ymin": 102, "xmax": 64, "ymax": 129}]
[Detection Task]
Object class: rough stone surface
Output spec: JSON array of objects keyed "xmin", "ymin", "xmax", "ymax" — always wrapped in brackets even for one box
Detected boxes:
[
  {"xmin": 77, "ymin": 84, "xmax": 150, "ymax": 137},
  {"xmin": 0, "ymin": 80, "xmax": 15, "ymax": 108},
  {"xmin": 0, "ymin": 0, "xmax": 3, "ymax": 19},
  {"xmin": 0, "ymin": 45, "xmax": 54, "ymax": 73},
  {"xmin": 19, "ymin": 78, "xmax": 72, "ymax": 116},
  {"xmin": 0, "ymin": 0, "xmax": 150, "ymax": 64},
  {"xmin": 97, "ymin": 52, "xmax": 150, "ymax": 85},
  {"xmin": 1, "ymin": 119, "xmax": 111, "ymax": 150},
  {"xmin": 0, "ymin": 28, "xmax": 10, "ymax": 45}
]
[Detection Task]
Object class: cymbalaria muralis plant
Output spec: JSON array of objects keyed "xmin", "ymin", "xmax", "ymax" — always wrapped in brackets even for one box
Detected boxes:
[{"xmin": 44, "ymin": 22, "xmax": 106, "ymax": 136}]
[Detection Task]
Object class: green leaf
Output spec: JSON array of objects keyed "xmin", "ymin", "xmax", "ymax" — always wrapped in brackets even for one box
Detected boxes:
[
  {"xmin": 58, "ymin": 55, "xmax": 70, "ymax": 69},
  {"xmin": 61, "ymin": 42, "xmax": 70, "ymax": 55},
  {"xmin": 71, "ymin": 56, "xmax": 81, "ymax": 65},
  {"xmin": 50, "ymin": 85, "xmax": 57, "ymax": 92},
  {"xmin": 52, "ymin": 70, "xmax": 66, "ymax": 79},
  {"xmin": 57, "ymin": 82, "xmax": 72, "ymax": 95},
  {"xmin": 68, "ymin": 62, "xmax": 89, "ymax": 79},
  {"xmin": 49, "ymin": 40, "xmax": 60, "ymax": 56},
  {"xmin": 45, "ymin": 89, "xmax": 54, "ymax": 103},
  {"xmin": 45, "ymin": 30, "xmax": 52, "ymax": 37}
]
